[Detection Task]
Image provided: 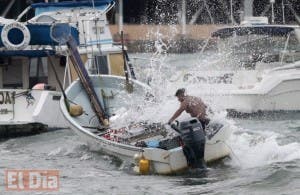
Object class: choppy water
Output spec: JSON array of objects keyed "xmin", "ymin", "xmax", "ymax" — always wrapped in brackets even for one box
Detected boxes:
[{"xmin": 1, "ymin": 53, "xmax": 300, "ymax": 194}]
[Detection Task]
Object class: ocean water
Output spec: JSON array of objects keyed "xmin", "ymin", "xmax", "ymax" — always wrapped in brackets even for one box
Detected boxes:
[{"xmin": 1, "ymin": 53, "xmax": 300, "ymax": 195}]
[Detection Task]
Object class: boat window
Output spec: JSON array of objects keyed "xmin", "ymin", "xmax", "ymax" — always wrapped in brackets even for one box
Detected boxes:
[
  {"xmin": 281, "ymin": 32, "xmax": 300, "ymax": 63},
  {"xmin": 29, "ymin": 57, "xmax": 48, "ymax": 88},
  {"xmin": 216, "ymin": 33, "xmax": 291, "ymax": 70},
  {"xmin": 287, "ymin": 33, "xmax": 300, "ymax": 51},
  {"xmin": 35, "ymin": 15, "xmax": 57, "ymax": 23},
  {"xmin": 108, "ymin": 53, "xmax": 125, "ymax": 76},
  {"xmin": 2, "ymin": 58, "xmax": 23, "ymax": 89},
  {"xmin": 90, "ymin": 55, "xmax": 109, "ymax": 75}
]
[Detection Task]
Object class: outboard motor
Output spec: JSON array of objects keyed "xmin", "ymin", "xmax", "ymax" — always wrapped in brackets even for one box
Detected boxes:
[{"xmin": 171, "ymin": 118, "xmax": 206, "ymax": 168}]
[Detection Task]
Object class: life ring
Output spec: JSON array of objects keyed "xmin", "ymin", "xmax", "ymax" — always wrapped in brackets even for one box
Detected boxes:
[{"xmin": 1, "ymin": 22, "xmax": 30, "ymax": 50}]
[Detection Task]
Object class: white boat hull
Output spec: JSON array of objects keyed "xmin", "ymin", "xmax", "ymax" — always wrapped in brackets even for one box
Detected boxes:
[
  {"xmin": 183, "ymin": 63, "xmax": 300, "ymax": 113},
  {"xmin": 61, "ymin": 75, "xmax": 232, "ymax": 174},
  {"xmin": 0, "ymin": 89, "xmax": 68, "ymax": 130},
  {"xmin": 66, "ymin": 117, "xmax": 231, "ymax": 174}
]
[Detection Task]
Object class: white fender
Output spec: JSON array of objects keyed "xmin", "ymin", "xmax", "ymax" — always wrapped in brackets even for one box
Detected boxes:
[{"xmin": 1, "ymin": 22, "xmax": 30, "ymax": 50}]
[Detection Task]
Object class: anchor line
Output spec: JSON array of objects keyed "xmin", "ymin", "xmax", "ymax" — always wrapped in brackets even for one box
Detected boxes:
[{"xmin": 14, "ymin": 90, "xmax": 35, "ymax": 107}]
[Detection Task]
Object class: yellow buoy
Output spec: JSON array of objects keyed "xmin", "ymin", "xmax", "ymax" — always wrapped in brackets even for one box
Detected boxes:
[
  {"xmin": 103, "ymin": 119, "xmax": 110, "ymax": 127},
  {"xmin": 139, "ymin": 157, "xmax": 150, "ymax": 175},
  {"xmin": 69, "ymin": 105, "xmax": 83, "ymax": 117}
]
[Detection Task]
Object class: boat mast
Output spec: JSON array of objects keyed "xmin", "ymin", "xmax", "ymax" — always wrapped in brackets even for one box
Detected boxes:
[
  {"xmin": 230, "ymin": 0, "xmax": 234, "ymax": 25},
  {"xmin": 282, "ymin": 0, "xmax": 285, "ymax": 24},
  {"xmin": 285, "ymin": 0, "xmax": 300, "ymax": 24},
  {"xmin": 243, "ymin": 0, "xmax": 254, "ymax": 18},
  {"xmin": 188, "ymin": 0, "xmax": 215, "ymax": 25},
  {"xmin": 118, "ymin": 0, "xmax": 123, "ymax": 34},
  {"xmin": 270, "ymin": 0, "xmax": 275, "ymax": 24},
  {"xmin": 181, "ymin": 0, "xmax": 186, "ymax": 35},
  {"xmin": 1, "ymin": 0, "xmax": 16, "ymax": 17}
]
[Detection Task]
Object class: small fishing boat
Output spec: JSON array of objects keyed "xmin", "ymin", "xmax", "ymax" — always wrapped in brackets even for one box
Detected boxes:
[{"xmin": 60, "ymin": 74, "xmax": 232, "ymax": 174}]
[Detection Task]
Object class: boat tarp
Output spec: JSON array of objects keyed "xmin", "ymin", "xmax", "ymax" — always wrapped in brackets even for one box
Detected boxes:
[
  {"xmin": 212, "ymin": 26, "xmax": 298, "ymax": 38},
  {"xmin": 0, "ymin": 24, "xmax": 79, "ymax": 47},
  {"xmin": 31, "ymin": 0, "xmax": 114, "ymax": 15}
]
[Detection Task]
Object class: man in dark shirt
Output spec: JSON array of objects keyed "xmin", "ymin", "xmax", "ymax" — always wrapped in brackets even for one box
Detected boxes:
[{"xmin": 168, "ymin": 88, "xmax": 210, "ymax": 128}]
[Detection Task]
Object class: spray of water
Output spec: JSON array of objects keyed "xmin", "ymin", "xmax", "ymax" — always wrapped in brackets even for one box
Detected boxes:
[
  {"xmin": 133, "ymin": 54, "xmax": 300, "ymax": 170},
  {"xmin": 230, "ymin": 129, "xmax": 300, "ymax": 168},
  {"xmin": 112, "ymin": 1, "xmax": 300, "ymax": 169}
]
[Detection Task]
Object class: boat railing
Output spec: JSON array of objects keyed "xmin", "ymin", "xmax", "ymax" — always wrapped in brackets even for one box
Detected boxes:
[
  {"xmin": 16, "ymin": 6, "xmax": 31, "ymax": 22},
  {"xmin": 130, "ymin": 57, "xmax": 163, "ymax": 67},
  {"xmin": 127, "ymin": 57, "xmax": 163, "ymax": 82},
  {"xmin": 280, "ymin": 33, "xmax": 291, "ymax": 65},
  {"xmin": 102, "ymin": 1, "xmax": 115, "ymax": 15},
  {"xmin": 268, "ymin": 61, "xmax": 300, "ymax": 73},
  {"xmin": 17, "ymin": 0, "xmax": 115, "ymax": 22}
]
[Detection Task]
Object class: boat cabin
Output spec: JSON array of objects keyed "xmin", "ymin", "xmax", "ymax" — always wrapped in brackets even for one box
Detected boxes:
[
  {"xmin": 185, "ymin": 18, "xmax": 300, "ymax": 86},
  {"xmin": 26, "ymin": 0, "xmax": 130, "ymax": 81},
  {"xmin": 0, "ymin": 53, "xmax": 64, "ymax": 90},
  {"xmin": 206, "ymin": 17, "xmax": 300, "ymax": 71},
  {"xmin": 0, "ymin": 0, "xmax": 131, "ymax": 90},
  {"xmin": 0, "ymin": 48, "xmax": 130, "ymax": 91}
]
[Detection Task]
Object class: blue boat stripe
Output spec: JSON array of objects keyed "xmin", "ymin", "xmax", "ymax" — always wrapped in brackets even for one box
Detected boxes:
[{"xmin": 84, "ymin": 39, "xmax": 113, "ymax": 45}]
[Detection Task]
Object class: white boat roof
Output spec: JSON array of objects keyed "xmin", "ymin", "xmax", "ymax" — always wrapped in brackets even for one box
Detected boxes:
[{"xmin": 31, "ymin": 0, "xmax": 114, "ymax": 16}]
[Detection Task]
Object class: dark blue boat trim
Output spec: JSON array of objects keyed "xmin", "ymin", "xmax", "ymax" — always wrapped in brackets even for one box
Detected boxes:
[
  {"xmin": 31, "ymin": 0, "xmax": 114, "ymax": 8},
  {"xmin": 212, "ymin": 26, "xmax": 297, "ymax": 38},
  {"xmin": 0, "ymin": 49, "xmax": 55, "ymax": 57}
]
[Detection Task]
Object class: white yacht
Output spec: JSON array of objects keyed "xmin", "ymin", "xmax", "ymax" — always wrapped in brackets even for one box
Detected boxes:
[
  {"xmin": 0, "ymin": 0, "xmax": 132, "ymax": 136},
  {"xmin": 180, "ymin": 17, "xmax": 300, "ymax": 114}
]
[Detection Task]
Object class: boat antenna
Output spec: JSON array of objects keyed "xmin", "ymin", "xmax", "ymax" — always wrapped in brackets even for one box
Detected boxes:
[
  {"xmin": 230, "ymin": 0, "xmax": 234, "ymax": 25},
  {"xmin": 121, "ymin": 31, "xmax": 133, "ymax": 93},
  {"xmin": 285, "ymin": 0, "xmax": 300, "ymax": 25},
  {"xmin": 270, "ymin": 0, "xmax": 275, "ymax": 24},
  {"xmin": 282, "ymin": 0, "xmax": 285, "ymax": 24},
  {"xmin": 91, "ymin": 0, "xmax": 95, "ymax": 9},
  {"xmin": 121, "ymin": 31, "xmax": 128, "ymax": 82},
  {"xmin": 1, "ymin": 0, "xmax": 16, "ymax": 17}
]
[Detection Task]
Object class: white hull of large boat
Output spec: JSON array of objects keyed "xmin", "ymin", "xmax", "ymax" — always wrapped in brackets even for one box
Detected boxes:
[
  {"xmin": 0, "ymin": 89, "xmax": 68, "ymax": 129},
  {"xmin": 203, "ymin": 87, "xmax": 300, "ymax": 113},
  {"xmin": 184, "ymin": 21, "xmax": 300, "ymax": 114},
  {"xmin": 185, "ymin": 63, "xmax": 300, "ymax": 113}
]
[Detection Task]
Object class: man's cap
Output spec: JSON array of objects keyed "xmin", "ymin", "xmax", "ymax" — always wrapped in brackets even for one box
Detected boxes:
[{"xmin": 175, "ymin": 88, "xmax": 185, "ymax": 96}]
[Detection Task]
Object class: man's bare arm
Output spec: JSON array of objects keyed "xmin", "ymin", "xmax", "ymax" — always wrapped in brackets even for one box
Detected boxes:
[{"xmin": 168, "ymin": 105, "xmax": 185, "ymax": 124}]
